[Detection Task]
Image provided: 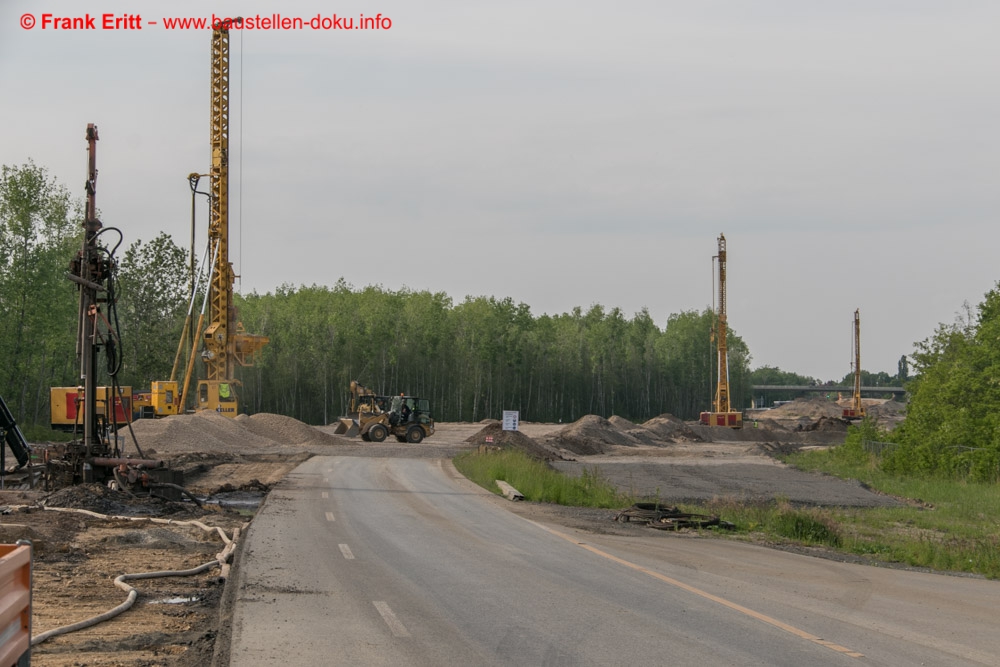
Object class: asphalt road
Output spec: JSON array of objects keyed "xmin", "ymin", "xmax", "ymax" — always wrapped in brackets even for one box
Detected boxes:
[{"xmin": 227, "ymin": 456, "xmax": 1000, "ymax": 665}]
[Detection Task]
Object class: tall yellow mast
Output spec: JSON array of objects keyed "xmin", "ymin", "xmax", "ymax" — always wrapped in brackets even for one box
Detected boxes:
[
  {"xmin": 714, "ymin": 233, "xmax": 731, "ymax": 414},
  {"xmin": 192, "ymin": 19, "xmax": 268, "ymax": 416},
  {"xmin": 701, "ymin": 233, "xmax": 742, "ymax": 428},
  {"xmin": 202, "ymin": 24, "xmax": 233, "ymax": 382},
  {"xmin": 843, "ymin": 309, "xmax": 865, "ymax": 419}
]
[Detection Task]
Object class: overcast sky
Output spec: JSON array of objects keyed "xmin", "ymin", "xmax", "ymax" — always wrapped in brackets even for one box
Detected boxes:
[{"xmin": 2, "ymin": 1, "xmax": 997, "ymax": 382}]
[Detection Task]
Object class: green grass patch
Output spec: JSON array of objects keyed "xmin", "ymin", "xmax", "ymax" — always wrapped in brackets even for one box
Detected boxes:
[
  {"xmin": 782, "ymin": 448, "xmax": 1000, "ymax": 578},
  {"xmin": 454, "ymin": 446, "xmax": 1000, "ymax": 578},
  {"xmin": 453, "ymin": 448, "xmax": 632, "ymax": 508}
]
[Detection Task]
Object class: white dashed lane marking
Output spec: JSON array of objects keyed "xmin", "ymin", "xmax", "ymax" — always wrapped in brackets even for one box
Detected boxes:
[
  {"xmin": 373, "ymin": 601, "xmax": 410, "ymax": 637},
  {"xmin": 339, "ymin": 544, "xmax": 354, "ymax": 559},
  {"xmin": 325, "ymin": 512, "xmax": 335, "ymax": 522}
]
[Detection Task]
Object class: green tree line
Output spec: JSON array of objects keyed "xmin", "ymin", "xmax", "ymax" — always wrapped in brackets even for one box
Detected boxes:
[{"xmin": 233, "ymin": 282, "xmax": 754, "ymax": 424}]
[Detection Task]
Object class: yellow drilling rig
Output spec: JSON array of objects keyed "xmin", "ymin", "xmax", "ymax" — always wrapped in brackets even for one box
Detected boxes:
[
  {"xmin": 700, "ymin": 233, "xmax": 743, "ymax": 428},
  {"xmin": 135, "ymin": 19, "xmax": 268, "ymax": 418},
  {"xmin": 842, "ymin": 309, "xmax": 865, "ymax": 420}
]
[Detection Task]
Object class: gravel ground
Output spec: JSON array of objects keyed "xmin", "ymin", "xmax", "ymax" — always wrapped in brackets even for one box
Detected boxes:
[{"xmin": 550, "ymin": 458, "xmax": 902, "ymax": 507}]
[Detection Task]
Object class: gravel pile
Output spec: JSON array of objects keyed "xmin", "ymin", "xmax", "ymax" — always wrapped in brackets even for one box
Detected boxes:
[
  {"xmin": 608, "ymin": 416, "xmax": 663, "ymax": 446},
  {"xmin": 765, "ymin": 396, "xmax": 847, "ymax": 420},
  {"xmin": 130, "ymin": 412, "xmax": 345, "ymax": 455},
  {"xmin": 543, "ymin": 415, "xmax": 646, "ymax": 455},
  {"xmin": 641, "ymin": 414, "xmax": 703, "ymax": 442},
  {"xmin": 465, "ymin": 422, "xmax": 557, "ymax": 461}
]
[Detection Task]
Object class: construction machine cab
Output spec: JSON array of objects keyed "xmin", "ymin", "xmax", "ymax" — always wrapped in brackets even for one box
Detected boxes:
[{"xmin": 197, "ymin": 380, "xmax": 238, "ymax": 416}]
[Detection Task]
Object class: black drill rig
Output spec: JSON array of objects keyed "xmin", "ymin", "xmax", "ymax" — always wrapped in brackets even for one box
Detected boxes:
[{"xmin": 45, "ymin": 124, "xmax": 182, "ymax": 496}]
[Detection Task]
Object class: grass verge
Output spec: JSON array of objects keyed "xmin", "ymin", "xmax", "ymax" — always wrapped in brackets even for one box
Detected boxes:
[
  {"xmin": 455, "ymin": 448, "xmax": 1000, "ymax": 578},
  {"xmin": 453, "ymin": 449, "xmax": 632, "ymax": 508},
  {"xmin": 780, "ymin": 449, "xmax": 1000, "ymax": 578}
]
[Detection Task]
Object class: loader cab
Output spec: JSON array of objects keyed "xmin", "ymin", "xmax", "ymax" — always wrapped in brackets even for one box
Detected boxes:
[{"xmin": 197, "ymin": 380, "xmax": 239, "ymax": 417}]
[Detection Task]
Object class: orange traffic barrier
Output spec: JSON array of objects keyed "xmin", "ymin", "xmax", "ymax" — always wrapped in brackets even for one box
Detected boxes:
[{"xmin": 0, "ymin": 541, "xmax": 31, "ymax": 667}]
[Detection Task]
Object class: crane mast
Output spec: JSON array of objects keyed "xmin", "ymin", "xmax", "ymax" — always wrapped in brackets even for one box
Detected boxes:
[
  {"xmin": 203, "ymin": 25, "xmax": 233, "ymax": 382},
  {"xmin": 700, "ymin": 233, "xmax": 742, "ymax": 428},
  {"xmin": 843, "ymin": 309, "xmax": 865, "ymax": 419},
  {"xmin": 192, "ymin": 19, "xmax": 268, "ymax": 416},
  {"xmin": 714, "ymin": 234, "xmax": 731, "ymax": 414}
]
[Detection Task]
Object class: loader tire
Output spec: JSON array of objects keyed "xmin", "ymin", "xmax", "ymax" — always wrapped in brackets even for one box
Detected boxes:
[
  {"xmin": 406, "ymin": 426, "xmax": 424, "ymax": 444},
  {"xmin": 369, "ymin": 424, "xmax": 388, "ymax": 443}
]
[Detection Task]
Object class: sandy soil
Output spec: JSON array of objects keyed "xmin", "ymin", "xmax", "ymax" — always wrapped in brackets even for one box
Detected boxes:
[{"xmin": 1, "ymin": 398, "xmax": 901, "ymax": 666}]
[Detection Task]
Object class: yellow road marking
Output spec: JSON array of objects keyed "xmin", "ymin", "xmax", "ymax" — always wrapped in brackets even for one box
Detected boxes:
[{"xmin": 535, "ymin": 522, "xmax": 864, "ymax": 658}]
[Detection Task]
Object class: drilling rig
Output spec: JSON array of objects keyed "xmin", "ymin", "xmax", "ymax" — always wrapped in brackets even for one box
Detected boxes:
[
  {"xmin": 842, "ymin": 309, "xmax": 865, "ymax": 420},
  {"xmin": 45, "ymin": 125, "xmax": 178, "ymax": 492},
  {"xmin": 700, "ymin": 233, "xmax": 743, "ymax": 428},
  {"xmin": 181, "ymin": 19, "xmax": 269, "ymax": 416}
]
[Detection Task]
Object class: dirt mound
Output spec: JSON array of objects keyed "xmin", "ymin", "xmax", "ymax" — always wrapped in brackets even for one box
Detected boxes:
[
  {"xmin": 641, "ymin": 414, "xmax": 704, "ymax": 442},
  {"xmin": 130, "ymin": 411, "xmax": 344, "ymax": 456},
  {"xmin": 865, "ymin": 399, "xmax": 907, "ymax": 429},
  {"xmin": 465, "ymin": 422, "xmax": 556, "ymax": 460},
  {"xmin": 765, "ymin": 396, "xmax": 845, "ymax": 420},
  {"xmin": 868, "ymin": 399, "xmax": 905, "ymax": 416},
  {"xmin": 245, "ymin": 413, "xmax": 343, "ymax": 447},
  {"xmin": 543, "ymin": 415, "xmax": 646, "ymax": 455},
  {"xmin": 605, "ymin": 415, "xmax": 664, "ymax": 445}
]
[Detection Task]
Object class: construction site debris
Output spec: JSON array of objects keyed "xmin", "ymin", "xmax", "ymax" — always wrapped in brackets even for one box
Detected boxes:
[{"xmin": 614, "ymin": 502, "xmax": 733, "ymax": 531}]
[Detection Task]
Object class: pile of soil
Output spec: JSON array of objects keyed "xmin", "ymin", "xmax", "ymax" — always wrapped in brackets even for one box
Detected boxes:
[
  {"xmin": 465, "ymin": 421, "xmax": 557, "ymax": 460},
  {"xmin": 865, "ymin": 399, "xmax": 907, "ymax": 428},
  {"xmin": 765, "ymin": 396, "xmax": 846, "ymax": 420},
  {"xmin": 244, "ymin": 412, "xmax": 343, "ymax": 447},
  {"xmin": 543, "ymin": 415, "xmax": 647, "ymax": 455},
  {"xmin": 608, "ymin": 416, "xmax": 664, "ymax": 446},
  {"xmin": 130, "ymin": 411, "xmax": 343, "ymax": 455},
  {"xmin": 641, "ymin": 414, "xmax": 704, "ymax": 442}
]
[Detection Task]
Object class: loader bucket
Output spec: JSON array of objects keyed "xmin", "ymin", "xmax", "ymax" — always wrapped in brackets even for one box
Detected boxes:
[{"xmin": 334, "ymin": 418, "xmax": 358, "ymax": 437}]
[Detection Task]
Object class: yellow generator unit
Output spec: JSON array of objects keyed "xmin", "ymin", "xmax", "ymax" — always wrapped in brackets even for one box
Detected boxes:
[
  {"xmin": 132, "ymin": 381, "xmax": 180, "ymax": 419},
  {"xmin": 50, "ymin": 386, "xmax": 133, "ymax": 432}
]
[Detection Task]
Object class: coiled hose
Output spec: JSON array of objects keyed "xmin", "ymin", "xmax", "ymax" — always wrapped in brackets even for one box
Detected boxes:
[{"xmin": 10, "ymin": 505, "xmax": 247, "ymax": 647}]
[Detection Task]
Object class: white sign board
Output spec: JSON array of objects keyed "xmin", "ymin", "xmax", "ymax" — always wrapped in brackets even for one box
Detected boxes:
[{"xmin": 502, "ymin": 410, "xmax": 519, "ymax": 432}]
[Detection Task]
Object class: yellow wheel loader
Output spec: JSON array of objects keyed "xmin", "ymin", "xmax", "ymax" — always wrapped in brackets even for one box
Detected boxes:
[
  {"xmin": 333, "ymin": 381, "xmax": 381, "ymax": 436},
  {"xmin": 358, "ymin": 396, "xmax": 434, "ymax": 443}
]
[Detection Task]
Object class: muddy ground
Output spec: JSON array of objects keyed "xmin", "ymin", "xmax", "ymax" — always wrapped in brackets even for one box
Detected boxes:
[{"xmin": 0, "ymin": 397, "xmax": 901, "ymax": 666}]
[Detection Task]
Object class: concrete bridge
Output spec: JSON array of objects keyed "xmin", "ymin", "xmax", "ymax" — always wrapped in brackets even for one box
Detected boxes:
[{"xmin": 752, "ymin": 385, "xmax": 906, "ymax": 396}]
